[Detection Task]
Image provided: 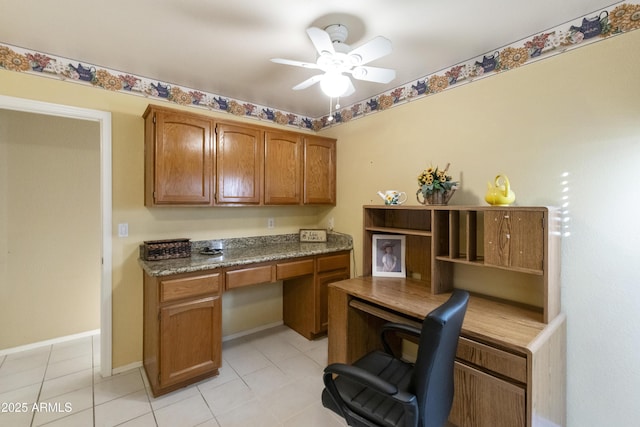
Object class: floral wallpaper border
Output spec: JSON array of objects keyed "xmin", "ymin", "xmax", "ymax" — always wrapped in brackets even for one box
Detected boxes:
[{"xmin": 1, "ymin": 1, "xmax": 638, "ymax": 131}]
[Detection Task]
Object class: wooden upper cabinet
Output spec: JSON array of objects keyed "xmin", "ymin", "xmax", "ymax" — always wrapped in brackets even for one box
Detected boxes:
[
  {"xmin": 144, "ymin": 106, "xmax": 213, "ymax": 205},
  {"xmin": 143, "ymin": 105, "xmax": 336, "ymax": 206},
  {"xmin": 264, "ymin": 131, "xmax": 302, "ymax": 205},
  {"xmin": 484, "ymin": 210, "xmax": 545, "ymax": 273},
  {"xmin": 303, "ymin": 136, "xmax": 336, "ymax": 205},
  {"xmin": 216, "ymin": 123, "xmax": 263, "ymax": 204}
]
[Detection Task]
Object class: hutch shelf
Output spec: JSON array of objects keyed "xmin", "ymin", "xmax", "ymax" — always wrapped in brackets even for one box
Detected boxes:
[{"xmin": 363, "ymin": 205, "xmax": 560, "ymax": 323}]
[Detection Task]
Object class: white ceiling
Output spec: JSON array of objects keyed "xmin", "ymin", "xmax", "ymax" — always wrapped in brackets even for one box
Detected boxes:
[{"xmin": 0, "ymin": 0, "xmax": 618, "ymax": 117}]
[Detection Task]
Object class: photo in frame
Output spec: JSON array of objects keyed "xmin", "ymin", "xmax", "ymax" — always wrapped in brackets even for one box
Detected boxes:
[{"xmin": 372, "ymin": 234, "xmax": 406, "ymax": 277}]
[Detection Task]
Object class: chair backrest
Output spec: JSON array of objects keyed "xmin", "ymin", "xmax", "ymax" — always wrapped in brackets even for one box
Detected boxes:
[{"xmin": 411, "ymin": 290, "xmax": 469, "ymax": 427}]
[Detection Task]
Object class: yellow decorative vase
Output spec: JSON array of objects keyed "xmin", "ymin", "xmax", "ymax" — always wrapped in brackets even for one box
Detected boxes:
[{"xmin": 485, "ymin": 175, "xmax": 516, "ymax": 206}]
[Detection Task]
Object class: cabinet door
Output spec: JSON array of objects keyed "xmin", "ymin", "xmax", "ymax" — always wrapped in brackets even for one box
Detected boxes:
[
  {"xmin": 449, "ymin": 362, "xmax": 526, "ymax": 427},
  {"xmin": 264, "ymin": 131, "xmax": 302, "ymax": 205},
  {"xmin": 316, "ymin": 252, "xmax": 350, "ymax": 334},
  {"xmin": 316, "ymin": 269, "xmax": 350, "ymax": 334},
  {"xmin": 159, "ymin": 296, "xmax": 221, "ymax": 388},
  {"xmin": 303, "ymin": 136, "xmax": 336, "ymax": 205},
  {"xmin": 484, "ymin": 210, "xmax": 544, "ymax": 272},
  {"xmin": 216, "ymin": 123, "xmax": 262, "ymax": 204},
  {"xmin": 148, "ymin": 109, "xmax": 213, "ymax": 205}
]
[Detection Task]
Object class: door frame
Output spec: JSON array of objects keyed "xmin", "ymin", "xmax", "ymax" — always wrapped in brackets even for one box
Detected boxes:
[{"xmin": 0, "ymin": 95, "xmax": 113, "ymax": 378}]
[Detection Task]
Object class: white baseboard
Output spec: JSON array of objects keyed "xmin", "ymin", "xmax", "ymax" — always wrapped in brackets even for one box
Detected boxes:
[
  {"xmin": 222, "ymin": 321, "xmax": 284, "ymax": 342},
  {"xmin": 105, "ymin": 322, "xmax": 285, "ymax": 375},
  {"xmin": 111, "ymin": 361, "xmax": 143, "ymax": 376},
  {"xmin": 0, "ymin": 329, "xmax": 100, "ymax": 357}
]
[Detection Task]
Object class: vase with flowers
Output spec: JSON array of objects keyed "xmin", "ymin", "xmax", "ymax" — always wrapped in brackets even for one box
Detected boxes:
[{"xmin": 416, "ymin": 163, "xmax": 459, "ymax": 205}]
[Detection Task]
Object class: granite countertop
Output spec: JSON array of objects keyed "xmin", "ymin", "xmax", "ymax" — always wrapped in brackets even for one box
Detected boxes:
[{"xmin": 139, "ymin": 232, "xmax": 353, "ymax": 277}]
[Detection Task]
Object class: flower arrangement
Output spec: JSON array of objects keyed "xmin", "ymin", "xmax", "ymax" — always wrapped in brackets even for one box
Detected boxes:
[
  {"xmin": 417, "ymin": 163, "xmax": 457, "ymax": 194},
  {"xmin": 417, "ymin": 163, "xmax": 458, "ymax": 205}
]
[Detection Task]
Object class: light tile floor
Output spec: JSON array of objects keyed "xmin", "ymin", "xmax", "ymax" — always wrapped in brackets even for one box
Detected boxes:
[{"xmin": 0, "ymin": 325, "xmax": 348, "ymax": 427}]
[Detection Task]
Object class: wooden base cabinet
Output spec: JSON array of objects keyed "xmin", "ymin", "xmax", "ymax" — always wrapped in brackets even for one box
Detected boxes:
[
  {"xmin": 283, "ymin": 251, "xmax": 350, "ymax": 339},
  {"xmin": 143, "ymin": 271, "xmax": 222, "ymax": 397},
  {"xmin": 316, "ymin": 253, "xmax": 351, "ymax": 333},
  {"xmin": 327, "ymin": 279, "xmax": 567, "ymax": 427}
]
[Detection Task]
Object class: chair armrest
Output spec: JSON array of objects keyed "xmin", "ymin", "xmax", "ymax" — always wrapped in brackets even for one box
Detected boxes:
[
  {"xmin": 381, "ymin": 322, "xmax": 421, "ymax": 357},
  {"xmin": 324, "ymin": 363, "xmax": 398, "ymax": 395},
  {"xmin": 323, "ymin": 363, "xmax": 418, "ymax": 426}
]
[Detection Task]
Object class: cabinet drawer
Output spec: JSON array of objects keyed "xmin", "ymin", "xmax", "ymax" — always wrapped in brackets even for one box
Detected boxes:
[
  {"xmin": 160, "ymin": 273, "xmax": 221, "ymax": 303},
  {"xmin": 226, "ymin": 265, "xmax": 274, "ymax": 289},
  {"xmin": 456, "ymin": 337, "xmax": 527, "ymax": 384},
  {"xmin": 276, "ymin": 258, "xmax": 314, "ymax": 280},
  {"xmin": 317, "ymin": 252, "xmax": 350, "ymax": 273}
]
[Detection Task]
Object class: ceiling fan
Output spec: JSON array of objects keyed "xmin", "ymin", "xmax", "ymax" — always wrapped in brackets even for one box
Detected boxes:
[{"xmin": 271, "ymin": 24, "xmax": 396, "ymax": 99}]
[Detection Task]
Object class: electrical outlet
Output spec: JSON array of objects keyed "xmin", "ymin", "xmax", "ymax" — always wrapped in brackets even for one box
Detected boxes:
[
  {"xmin": 118, "ymin": 223, "xmax": 128, "ymax": 237},
  {"xmin": 328, "ymin": 217, "xmax": 334, "ymax": 230},
  {"xmin": 267, "ymin": 218, "xmax": 275, "ymax": 229}
]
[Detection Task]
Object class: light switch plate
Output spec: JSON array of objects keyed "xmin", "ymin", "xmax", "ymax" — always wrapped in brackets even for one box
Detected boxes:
[{"xmin": 118, "ymin": 223, "xmax": 128, "ymax": 237}]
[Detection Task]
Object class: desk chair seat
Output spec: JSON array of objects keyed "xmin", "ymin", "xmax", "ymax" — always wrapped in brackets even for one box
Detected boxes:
[{"xmin": 322, "ymin": 290, "xmax": 469, "ymax": 427}]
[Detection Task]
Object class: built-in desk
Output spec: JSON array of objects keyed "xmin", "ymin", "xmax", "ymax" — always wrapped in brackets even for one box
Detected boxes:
[
  {"xmin": 328, "ymin": 276, "xmax": 566, "ymax": 427},
  {"xmin": 139, "ymin": 232, "xmax": 352, "ymax": 396}
]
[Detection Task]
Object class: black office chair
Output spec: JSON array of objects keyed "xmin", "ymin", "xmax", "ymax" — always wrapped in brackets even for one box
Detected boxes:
[{"xmin": 322, "ymin": 290, "xmax": 469, "ymax": 427}]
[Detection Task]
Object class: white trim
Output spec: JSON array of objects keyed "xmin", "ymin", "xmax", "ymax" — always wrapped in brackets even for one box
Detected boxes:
[
  {"xmin": 222, "ymin": 321, "xmax": 284, "ymax": 342},
  {"xmin": 112, "ymin": 361, "xmax": 143, "ymax": 375},
  {"xmin": 0, "ymin": 329, "xmax": 100, "ymax": 356},
  {"xmin": 0, "ymin": 95, "xmax": 112, "ymax": 377}
]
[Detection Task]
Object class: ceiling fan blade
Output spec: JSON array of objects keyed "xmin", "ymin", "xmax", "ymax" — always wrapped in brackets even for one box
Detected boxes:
[
  {"xmin": 350, "ymin": 66, "xmax": 396, "ymax": 83},
  {"xmin": 342, "ymin": 78, "xmax": 356, "ymax": 97},
  {"xmin": 348, "ymin": 36, "xmax": 392, "ymax": 65},
  {"xmin": 306, "ymin": 27, "xmax": 335, "ymax": 56},
  {"xmin": 270, "ymin": 58, "xmax": 321, "ymax": 70},
  {"xmin": 292, "ymin": 74, "xmax": 323, "ymax": 90}
]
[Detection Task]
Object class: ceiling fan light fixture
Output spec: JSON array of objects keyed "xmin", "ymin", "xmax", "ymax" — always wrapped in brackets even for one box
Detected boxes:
[
  {"xmin": 352, "ymin": 67, "xmax": 367, "ymax": 79},
  {"xmin": 320, "ymin": 72, "xmax": 350, "ymax": 97},
  {"xmin": 349, "ymin": 54, "xmax": 363, "ymax": 66},
  {"xmin": 324, "ymin": 24, "xmax": 348, "ymax": 43},
  {"xmin": 271, "ymin": 24, "xmax": 395, "ymax": 106}
]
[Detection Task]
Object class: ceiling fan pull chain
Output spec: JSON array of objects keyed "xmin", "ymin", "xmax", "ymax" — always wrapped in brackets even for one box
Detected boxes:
[{"xmin": 328, "ymin": 96, "xmax": 334, "ymax": 122}]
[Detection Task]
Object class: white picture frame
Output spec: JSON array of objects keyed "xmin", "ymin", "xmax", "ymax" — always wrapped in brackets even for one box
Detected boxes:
[{"xmin": 372, "ymin": 235, "xmax": 406, "ymax": 277}]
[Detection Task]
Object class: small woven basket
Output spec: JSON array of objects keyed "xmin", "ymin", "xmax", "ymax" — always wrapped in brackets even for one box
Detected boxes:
[
  {"xmin": 142, "ymin": 238, "xmax": 191, "ymax": 261},
  {"xmin": 416, "ymin": 188, "xmax": 456, "ymax": 205}
]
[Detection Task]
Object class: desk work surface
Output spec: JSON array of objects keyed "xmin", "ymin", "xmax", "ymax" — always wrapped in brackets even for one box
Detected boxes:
[
  {"xmin": 330, "ymin": 276, "xmax": 553, "ymax": 354},
  {"xmin": 139, "ymin": 232, "xmax": 353, "ymax": 277}
]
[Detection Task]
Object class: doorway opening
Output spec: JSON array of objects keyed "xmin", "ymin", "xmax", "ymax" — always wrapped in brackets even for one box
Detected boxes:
[{"xmin": 0, "ymin": 95, "xmax": 112, "ymax": 378}]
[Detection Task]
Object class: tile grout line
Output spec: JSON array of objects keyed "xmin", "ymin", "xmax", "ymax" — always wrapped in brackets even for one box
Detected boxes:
[
  {"xmin": 92, "ymin": 338, "xmax": 96, "ymax": 427},
  {"xmin": 30, "ymin": 344, "xmax": 53, "ymax": 427},
  {"xmin": 4, "ymin": 327, "xmax": 331, "ymax": 426},
  {"xmin": 139, "ymin": 368, "xmax": 159, "ymax": 427}
]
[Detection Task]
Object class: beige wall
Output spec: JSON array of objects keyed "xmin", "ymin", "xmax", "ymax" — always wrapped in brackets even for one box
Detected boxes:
[
  {"xmin": 0, "ymin": 111, "xmax": 101, "ymax": 348},
  {"xmin": 0, "ymin": 29, "xmax": 638, "ymax": 425},
  {"xmin": 0, "ymin": 73, "xmax": 327, "ymax": 368},
  {"xmin": 320, "ymin": 31, "xmax": 640, "ymax": 426}
]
